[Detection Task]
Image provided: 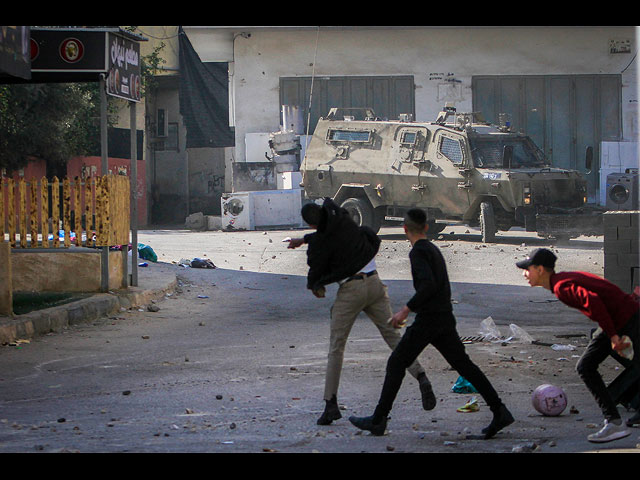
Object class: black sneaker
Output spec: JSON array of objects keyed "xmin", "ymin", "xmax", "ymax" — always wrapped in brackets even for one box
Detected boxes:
[
  {"xmin": 348, "ymin": 415, "xmax": 387, "ymax": 436},
  {"xmin": 627, "ymin": 411, "xmax": 640, "ymax": 428},
  {"xmin": 419, "ymin": 376, "xmax": 437, "ymax": 411},
  {"xmin": 317, "ymin": 396, "xmax": 342, "ymax": 425},
  {"xmin": 482, "ymin": 404, "xmax": 514, "ymax": 439}
]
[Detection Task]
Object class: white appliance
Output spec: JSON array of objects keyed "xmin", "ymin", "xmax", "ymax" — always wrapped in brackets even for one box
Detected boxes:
[
  {"xmin": 600, "ymin": 141, "xmax": 639, "ymax": 206},
  {"xmin": 221, "ymin": 190, "xmax": 304, "ymax": 231},
  {"xmin": 606, "ymin": 170, "xmax": 639, "ymax": 210}
]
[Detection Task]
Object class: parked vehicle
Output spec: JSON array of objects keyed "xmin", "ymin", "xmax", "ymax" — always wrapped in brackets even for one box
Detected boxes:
[{"xmin": 300, "ymin": 105, "xmax": 603, "ymax": 241}]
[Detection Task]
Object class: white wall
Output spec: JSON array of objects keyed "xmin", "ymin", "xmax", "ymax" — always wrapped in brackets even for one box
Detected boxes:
[{"xmin": 227, "ymin": 26, "xmax": 637, "ymax": 162}]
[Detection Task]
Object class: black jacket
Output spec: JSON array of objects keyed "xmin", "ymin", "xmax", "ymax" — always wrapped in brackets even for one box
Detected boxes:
[
  {"xmin": 304, "ymin": 198, "xmax": 380, "ymax": 291},
  {"xmin": 406, "ymin": 238, "xmax": 453, "ymax": 315}
]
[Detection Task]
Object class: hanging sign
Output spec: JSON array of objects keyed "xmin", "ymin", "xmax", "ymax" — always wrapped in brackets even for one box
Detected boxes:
[{"xmin": 106, "ymin": 32, "xmax": 141, "ymax": 103}]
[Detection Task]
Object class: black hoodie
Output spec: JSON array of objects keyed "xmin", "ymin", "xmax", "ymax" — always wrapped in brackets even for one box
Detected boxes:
[{"xmin": 303, "ymin": 198, "xmax": 381, "ymax": 291}]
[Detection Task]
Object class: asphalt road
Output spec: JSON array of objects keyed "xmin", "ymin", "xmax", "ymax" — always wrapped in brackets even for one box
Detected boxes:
[{"xmin": 0, "ymin": 225, "xmax": 638, "ymax": 454}]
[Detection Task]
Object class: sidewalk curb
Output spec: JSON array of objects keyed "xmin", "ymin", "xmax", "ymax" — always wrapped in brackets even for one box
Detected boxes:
[{"xmin": 0, "ymin": 274, "xmax": 177, "ymax": 345}]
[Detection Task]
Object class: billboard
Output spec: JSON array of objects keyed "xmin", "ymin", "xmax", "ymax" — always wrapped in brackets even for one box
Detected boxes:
[
  {"xmin": 106, "ymin": 32, "xmax": 141, "ymax": 103},
  {"xmin": 29, "ymin": 28, "xmax": 141, "ymax": 102}
]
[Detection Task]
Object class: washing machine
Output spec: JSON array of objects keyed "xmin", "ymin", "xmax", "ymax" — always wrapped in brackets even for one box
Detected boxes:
[
  {"xmin": 606, "ymin": 170, "xmax": 639, "ymax": 210},
  {"xmin": 221, "ymin": 190, "xmax": 304, "ymax": 231}
]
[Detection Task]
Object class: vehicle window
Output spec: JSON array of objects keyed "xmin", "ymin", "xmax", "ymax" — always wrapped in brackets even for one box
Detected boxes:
[
  {"xmin": 439, "ymin": 136, "xmax": 464, "ymax": 164},
  {"xmin": 400, "ymin": 131, "xmax": 417, "ymax": 145},
  {"xmin": 327, "ymin": 129, "xmax": 372, "ymax": 143},
  {"xmin": 469, "ymin": 137, "xmax": 547, "ymax": 168}
]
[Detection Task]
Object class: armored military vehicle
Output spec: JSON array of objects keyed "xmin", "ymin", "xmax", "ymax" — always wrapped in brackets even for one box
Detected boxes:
[{"xmin": 300, "ymin": 106, "xmax": 603, "ymax": 242}]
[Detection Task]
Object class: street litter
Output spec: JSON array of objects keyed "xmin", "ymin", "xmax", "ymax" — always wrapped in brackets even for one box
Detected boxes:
[
  {"xmin": 478, "ymin": 317, "xmax": 536, "ymax": 344},
  {"xmin": 191, "ymin": 257, "xmax": 216, "ymax": 269},
  {"xmin": 452, "ymin": 376, "xmax": 478, "ymax": 394},
  {"xmin": 509, "ymin": 324, "xmax": 535, "ymax": 343},
  {"xmin": 456, "ymin": 397, "xmax": 479, "ymax": 413},
  {"xmin": 138, "ymin": 243, "xmax": 157, "ymax": 262},
  {"xmin": 478, "ymin": 316, "xmax": 502, "ymax": 342},
  {"xmin": 551, "ymin": 344, "xmax": 577, "ymax": 351}
]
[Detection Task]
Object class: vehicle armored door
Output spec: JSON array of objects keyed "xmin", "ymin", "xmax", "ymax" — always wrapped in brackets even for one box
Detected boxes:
[
  {"xmin": 389, "ymin": 126, "xmax": 431, "ymax": 207},
  {"xmin": 405, "ymin": 129, "xmax": 471, "ymax": 217}
]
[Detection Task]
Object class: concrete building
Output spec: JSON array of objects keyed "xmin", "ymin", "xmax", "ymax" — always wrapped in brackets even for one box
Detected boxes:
[{"xmin": 136, "ymin": 26, "xmax": 638, "ymax": 225}]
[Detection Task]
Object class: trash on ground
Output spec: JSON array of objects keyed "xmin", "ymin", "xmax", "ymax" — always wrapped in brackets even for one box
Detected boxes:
[
  {"xmin": 190, "ymin": 257, "xmax": 216, "ymax": 269},
  {"xmin": 456, "ymin": 397, "xmax": 479, "ymax": 413},
  {"xmin": 138, "ymin": 243, "xmax": 158, "ymax": 262},
  {"xmin": 509, "ymin": 324, "xmax": 535, "ymax": 343},
  {"xmin": 478, "ymin": 317, "xmax": 538, "ymax": 345},
  {"xmin": 452, "ymin": 376, "xmax": 478, "ymax": 394},
  {"xmin": 551, "ymin": 344, "xmax": 577, "ymax": 351},
  {"xmin": 478, "ymin": 316, "xmax": 503, "ymax": 342},
  {"xmin": 512, "ymin": 442, "xmax": 539, "ymax": 453}
]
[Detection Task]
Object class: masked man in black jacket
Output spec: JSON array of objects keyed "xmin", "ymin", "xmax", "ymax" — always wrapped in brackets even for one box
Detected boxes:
[
  {"xmin": 349, "ymin": 208, "xmax": 514, "ymax": 439},
  {"xmin": 288, "ymin": 199, "xmax": 435, "ymax": 426}
]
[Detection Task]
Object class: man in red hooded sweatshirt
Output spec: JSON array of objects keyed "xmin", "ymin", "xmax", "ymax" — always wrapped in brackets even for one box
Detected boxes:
[{"xmin": 518, "ymin": 248, "xmax": 640, "ymax": 443}]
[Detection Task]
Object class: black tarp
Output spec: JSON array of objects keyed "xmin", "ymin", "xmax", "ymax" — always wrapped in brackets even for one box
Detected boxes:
[{"xmin": 178, "ymin": 27, "xmax": 234, "ymax": 149}]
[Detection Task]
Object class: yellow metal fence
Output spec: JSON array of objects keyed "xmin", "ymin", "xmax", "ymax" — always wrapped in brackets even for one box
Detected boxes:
[{"xmin": 1, "ymin": 175, "xmax": 130, "ymax": 248}]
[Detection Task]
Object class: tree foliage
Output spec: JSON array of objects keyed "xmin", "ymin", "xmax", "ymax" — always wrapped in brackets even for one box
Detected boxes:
[
  {"xmin": 0, "ymin": 82, "xmax": 112, "ymax": 172},
  {"xmin": 0, "ymin": 26, "xmax": 167, "ymax": 173}
]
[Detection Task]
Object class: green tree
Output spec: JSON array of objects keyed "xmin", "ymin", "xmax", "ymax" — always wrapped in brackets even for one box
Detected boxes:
[
  {"xmin": 0, "ymin": 26, "xmax": 166, "ymax": 174},
  {"xmin": 0, "ymin": 82, "xmax": 113, "ymax": 173}
]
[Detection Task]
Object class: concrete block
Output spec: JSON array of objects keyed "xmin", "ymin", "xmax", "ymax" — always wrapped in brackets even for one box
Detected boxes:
[
  {"xmin": 185, "ymin": 212, "xmax": 206, "ymax": 231},
  {"xmin": 618, "ymin": 253, "xmax": 640, "ymax": 268},
  {"xmin": 630, "ymin": 212, "xmax": 640, "ymax": 228},
  {"xmin": 604, "ymin": 254, "xmax": 619, "ymax": 269},
  {"xmin": 603, "ymin": 212, "xmax": 632, "ymax": 227},
  {"xmin": 617, "ymin": 226, "xmax": 638, "ymax": 240},
  {"xmin": 207, "ymin": 215, "xmax": 222, "ymax": 231},
  {"xmin": 604, "ymin": 226, "xmax": 619, "ymax": 239},
  {"xmin": 603, "ymin": 239, "xmax": 631, "ymax": 254}
]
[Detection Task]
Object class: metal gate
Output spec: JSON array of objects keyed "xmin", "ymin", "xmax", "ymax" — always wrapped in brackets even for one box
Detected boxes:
[
  {"xmin": 280, "ymin": 75, "xmax": 415, "ymax": 135},
  {"xmin": 472, "ymin": 75, "xmax": 622, "ymax": 203}
]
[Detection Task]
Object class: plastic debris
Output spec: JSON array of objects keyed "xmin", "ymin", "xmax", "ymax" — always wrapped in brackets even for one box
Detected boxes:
[
  {"xmin": 456, "ymin": 397, "xmax": 479, "ymax": 413},
  {"xmin": 509, "ymin": 324, "xmax": 535, "ymax": 343},
  {"xmin": 452, "ymin": 376, "xmax": 478, "ymax": 394},
  {"xmin": 138, "ymin": 243, "xmax": 158, "ymax": 262},
  {"xmin": 551, "ymin": 344, "xmax": 576, "ymax": 351},
  {"xmin": 479, "ymin": 316, "xmax": 502, "ymax": 342}
]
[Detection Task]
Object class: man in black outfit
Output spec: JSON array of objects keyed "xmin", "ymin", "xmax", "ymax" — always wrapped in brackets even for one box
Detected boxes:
[
  {"xmin": 288, "ymin": 199, "xmax": 435, "ymax": 426},
  {"xmin": 349, "ymin": 208, "xmax": 514, "ymax": 439}
]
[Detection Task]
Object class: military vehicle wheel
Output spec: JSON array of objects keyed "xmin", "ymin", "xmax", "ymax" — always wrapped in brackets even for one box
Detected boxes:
[
  {"xmin": 341, "ymin": 197, "xmax": 381, "ymax": 233},
  {"xmin": 480, "ymin": 201, "xmax": 497, "ymax": 243}
]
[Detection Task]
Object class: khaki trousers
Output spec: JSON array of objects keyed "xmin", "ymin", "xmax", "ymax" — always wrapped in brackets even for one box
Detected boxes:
[{"xmin": 324, "ymin": 273, "xmax": 426, "ymax": 401}]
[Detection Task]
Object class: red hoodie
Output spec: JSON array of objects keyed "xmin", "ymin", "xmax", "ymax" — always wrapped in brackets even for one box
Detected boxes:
[{"xmin": 550, "ymin": 271, "xmax": 640, "ymax": 338}]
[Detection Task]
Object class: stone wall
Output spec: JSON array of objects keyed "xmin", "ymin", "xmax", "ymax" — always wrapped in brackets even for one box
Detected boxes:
[{"xmin": 603, "ymin": 211, "xmax": 640, "ymax": 294}]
